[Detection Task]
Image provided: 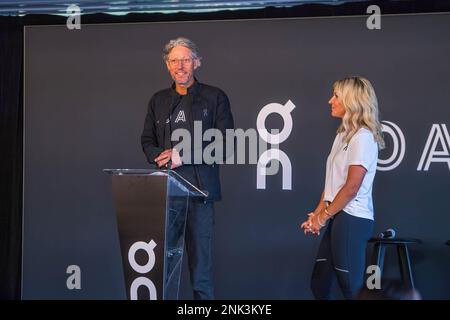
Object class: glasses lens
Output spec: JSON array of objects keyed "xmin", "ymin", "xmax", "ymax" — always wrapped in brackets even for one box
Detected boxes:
[{"xmin": 169, "ymin": 58, "xmax": 192, "ymax": 66}]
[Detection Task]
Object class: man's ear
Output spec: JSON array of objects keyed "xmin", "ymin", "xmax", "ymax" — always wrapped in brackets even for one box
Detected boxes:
[
  {"xmin": 165, "ymin": 61, "xmax": 171, "ymax": 71},
  {"xmin": 193, "ymin": 58, "xmax": 201, "ymax": 70}
]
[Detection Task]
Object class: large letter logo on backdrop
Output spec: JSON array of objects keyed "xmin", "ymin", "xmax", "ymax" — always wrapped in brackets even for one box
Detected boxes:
[
  {"xmin": 128, "ymin": 240, "xmax": 157, "ymax": 300},
  {"xmin": 256, "ymin": 100, "xmax": 295, "ymax": 190},
  {"xmin": 417, "ymin": 124, "xmax": 450, "ymax": 171},
  {"xmin": 377, "ymin": 120, "xmax": 406, "ymax": 171}
]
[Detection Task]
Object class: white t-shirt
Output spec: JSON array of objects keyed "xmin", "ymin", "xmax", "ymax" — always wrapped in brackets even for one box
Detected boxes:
[{"xmin": 323, "ymin": 127, "xmax": 379, "ymax": 220}]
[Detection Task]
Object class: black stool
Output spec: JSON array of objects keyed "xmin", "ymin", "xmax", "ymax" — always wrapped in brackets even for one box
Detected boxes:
[{"xmin": 369, "ymin": 238, "xmax": 421, "ymax": 289}]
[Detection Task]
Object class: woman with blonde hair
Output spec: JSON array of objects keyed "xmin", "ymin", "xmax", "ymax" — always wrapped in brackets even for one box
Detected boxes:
[{"xmin": 300, "ymin": 76, "xmax": 385, "ymax": 299}]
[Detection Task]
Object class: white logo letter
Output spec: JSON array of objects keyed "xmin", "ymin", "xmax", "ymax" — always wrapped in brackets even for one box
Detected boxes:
[
  {"xmin": 66, "ymin": 5, "xmax": 81, "ymax": 30},
  {"xmin": 172, "ymin": 128, "xmax": 192, "ymax": 164},
  {"xmin": 174, "ymin": 110, "xmax": 186, "ymax": 123},
  {"xmin": 256, "ymin": 101, "xmax": 295, "ymax": 190},
  {"xmin": 417, "ymin": 124, "xmax": 450, "ymax": 171},
  {"xmin": 203, "ymin": 128, "xmax": 224, "ymax": 165},
  {"xmin": 257, "ymin": 148, "xmax": 292, "ymax": 190},
  {"xmin": 377, "ymin": 121, "xmax": 406, "ymax": 171},
  {"xmin": 366, "ymin": 5, "xmax": 381, "ymax": 30},
  {"xmin": 130, "ymin": 277, "xmax": 157, "ymax": 300},
  {"xmin": 66, "ymin": 265, "xmax": 81, "ymax": 290},
  {"xmin": 366, "ymin": 265, "xmax": 381, "ymax": 290},
  {"xmin": 128, "ymin": 240, "xmax": 156, "ymax": 274},
  {"xmin": 256, "ymin": 100, "xmax": 295, "ymax": 144}
]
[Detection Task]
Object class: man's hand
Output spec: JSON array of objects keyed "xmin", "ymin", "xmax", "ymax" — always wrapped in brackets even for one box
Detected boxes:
[
  {"xmin": 154, "ymin": 148, "xmax": 182, "ymax": 169},
  {"xmin": 155, "ymin": 149, "xmax": 172, "ymax": 168}
]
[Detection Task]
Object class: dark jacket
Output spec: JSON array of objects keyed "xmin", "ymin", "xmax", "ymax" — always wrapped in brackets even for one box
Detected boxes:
[{"xmin": 141, "ymin": 80, "xmax": 234, "ymax": 201}]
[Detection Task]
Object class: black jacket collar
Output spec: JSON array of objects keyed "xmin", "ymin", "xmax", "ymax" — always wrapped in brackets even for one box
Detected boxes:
[{"xmin": 171, "ymin": 78, "xmax": 200, "ymax": 96}]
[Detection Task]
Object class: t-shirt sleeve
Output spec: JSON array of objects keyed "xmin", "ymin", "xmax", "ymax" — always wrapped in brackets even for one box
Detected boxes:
[{"xmin": 347, "ymin": 131, "xmax": 378, "ymax": 170}]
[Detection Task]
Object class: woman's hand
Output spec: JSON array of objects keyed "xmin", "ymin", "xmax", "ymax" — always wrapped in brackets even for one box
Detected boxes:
[
  {"xmin": 309, "ymin": 212, "xmax": 326, "ymax": 235},
  {"xmin": 300, "ymin": 212, "xmax": 313, "ymax": 234},
  {"xmin": 300, "ymin": 212, "xmax": 321, "ymax": 235},
  {"xmin": 300, "ymin": 212, "xmax": 326, "ymax": 235}
]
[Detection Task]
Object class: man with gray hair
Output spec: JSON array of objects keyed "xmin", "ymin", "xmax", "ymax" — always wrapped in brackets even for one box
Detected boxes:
[{"xmin": 141, "ymin": 37, "xmax": 234, "ymax": 299}]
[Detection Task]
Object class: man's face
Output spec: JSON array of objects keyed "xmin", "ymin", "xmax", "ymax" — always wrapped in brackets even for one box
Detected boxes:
[{"xmin": 166, "ymin": 45, "xmax": 200, "ymax": 88}]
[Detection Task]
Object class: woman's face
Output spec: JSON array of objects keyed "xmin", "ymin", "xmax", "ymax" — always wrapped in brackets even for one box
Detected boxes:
[{"xmin": 328, "ymin": 92, "xmax": 346, "ymax": 118}]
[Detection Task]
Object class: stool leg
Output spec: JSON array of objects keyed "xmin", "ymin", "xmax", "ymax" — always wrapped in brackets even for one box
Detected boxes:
[
  {"xmin": 371, "ymin": 243, "xmax": 385, "ymax": 276},
  {"xmin": 397, "ymin": 244, "xmax": 415, "ymax": 289}
]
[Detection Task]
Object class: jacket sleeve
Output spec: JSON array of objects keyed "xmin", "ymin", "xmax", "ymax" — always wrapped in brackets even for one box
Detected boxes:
[
  {"xmin": 214, "ymin": 90, "xmax": 235, "ymax": 163},
  {"xmin": 141, "ymin": 96, "xmax": 164, "ymax": 165}
]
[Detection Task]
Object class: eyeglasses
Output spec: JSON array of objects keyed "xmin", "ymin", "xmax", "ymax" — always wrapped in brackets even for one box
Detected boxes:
[{"xmin": 168, "ymin": 58, "xmax": 193, "ymax": 66}]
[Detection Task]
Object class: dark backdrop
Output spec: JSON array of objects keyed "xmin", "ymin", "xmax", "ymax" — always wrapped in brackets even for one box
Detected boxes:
[
  {"xmin": 0, "ymin": 17, "xmax": 23, "ymax": 300},
  {"xmin": 21, "ymin": 13, "xmax": 450, "ymax": 299}
]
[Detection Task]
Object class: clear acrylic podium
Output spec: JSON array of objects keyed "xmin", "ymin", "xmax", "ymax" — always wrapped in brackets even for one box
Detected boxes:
[{"xmin": 104, "ymin": 169, "xmax": 206, "ymax": 300}]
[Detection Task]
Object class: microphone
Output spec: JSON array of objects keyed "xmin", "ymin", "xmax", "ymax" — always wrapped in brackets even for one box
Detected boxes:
[
  {"xmin": 380, "ymin": 228, "xmax": 396, "ymax": 239},
  {"xmin": 168, "ymin": 94, "xmax": 183, "ymax": 170},
  {"xmin": 170, "ymin": 94, "xmax": 182, "ymax": 115},
  {"xmin": 168, "ymin": 94, "xmax": 182, "ymax": 150}
]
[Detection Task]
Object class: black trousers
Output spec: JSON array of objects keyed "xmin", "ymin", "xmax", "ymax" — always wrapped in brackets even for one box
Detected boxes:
[
  {"xmin": 185, "ymin": 198, "xmax": 215, "ymax": 300},
  {"xmin": 310, "ymin": 210, "xmax": 373, "ymax": 299},
  {"xmin": 168, "ymin": 197, "xmax": 215, "ymax": 300}
]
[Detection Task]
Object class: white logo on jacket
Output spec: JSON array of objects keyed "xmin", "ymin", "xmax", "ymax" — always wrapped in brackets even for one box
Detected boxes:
[{"xmin": 174, "ymin": 110, "xmax": 186, "ymax": 123}]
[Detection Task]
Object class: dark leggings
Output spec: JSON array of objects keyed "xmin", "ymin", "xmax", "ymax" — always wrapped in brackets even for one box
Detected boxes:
[{"xmin": 310, "ymin": 210, "xmax": 373, "ymax": 299}]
